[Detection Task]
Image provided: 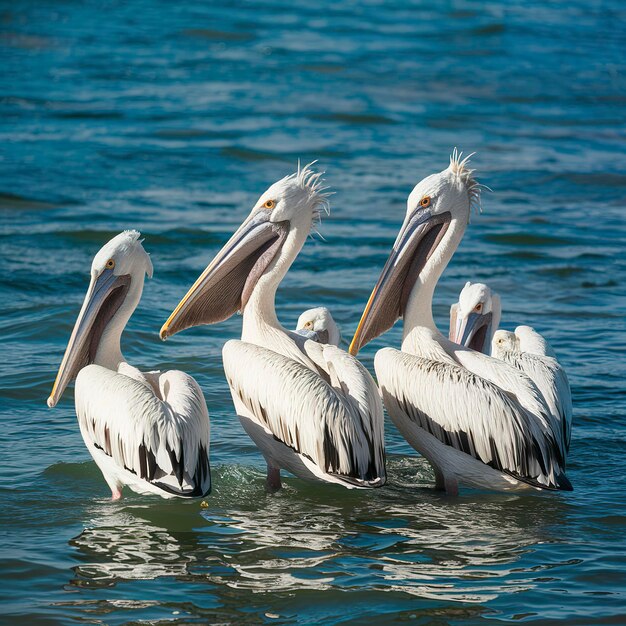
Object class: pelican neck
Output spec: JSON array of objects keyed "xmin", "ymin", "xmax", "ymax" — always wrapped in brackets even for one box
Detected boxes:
[{"xmin": 401, "ymin": 217, "xmax": 466, "ymax": 351}]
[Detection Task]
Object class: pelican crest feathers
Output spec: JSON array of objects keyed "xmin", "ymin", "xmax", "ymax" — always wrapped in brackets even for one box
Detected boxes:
[{"xmin": 448, "ymin": 148, "xmax": 484, "ymax": 215}]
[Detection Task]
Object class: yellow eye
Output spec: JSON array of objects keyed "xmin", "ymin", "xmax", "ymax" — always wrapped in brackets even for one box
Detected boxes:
[
  {"xmin": 264, "ymin": 199, "xmax": 276, "ymax": 210},
  {"xmin": 105, "ymin": 259, "xmax": 115, "ymax": 270},
  {"xmin": 304, "ymin": 321, "xmax": 313, "ymax": 329},
  {"xmin": 420, "ymin": 196, "xmax": 431, "ymax": 208}
]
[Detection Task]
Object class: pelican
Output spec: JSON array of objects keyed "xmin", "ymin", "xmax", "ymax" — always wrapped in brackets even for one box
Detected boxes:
[
  {"xmin": 295, "ymin": 307, "xmax": 341, "ymax": 346},
  {"xmin": 47, "ymin": 231, "xmax": 211, "ymax": 500},
  {"xmin": 449, "ymin": 281, "xmax": 501, "ymax": 354},
  {"xmin": 349, "ymin": 152, "xmax": 571, "ymax": 495},
  {"xmin": 451, "ymin": 284, "xmax": 572, "ymax": 462},
  {"xmin": 492, "ymin": 328, "xmax": 572, "ymax": 461},
  {"xmin": 160, "ymin": 165, "xmax": 386, "ymax": 491}
]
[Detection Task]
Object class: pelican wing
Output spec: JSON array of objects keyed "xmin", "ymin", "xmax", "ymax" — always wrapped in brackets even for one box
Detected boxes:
[
  {"xmin": 452, "ymin": 347, "xmax": 554, "ymax": 429},
  {"xmin": 376, "ymin": 347, "xmax": 570, "ymax": 490},
  {"xmin": 501, "ymin": 353, "xmax": 572, "ymax": 455},
  {"xmin": 223, "ymin": 340, "xmax": 385, "ymax": 486},
  {"xmin": 75, "ymin": 364, "xmax": 211, "ymax": 497}
]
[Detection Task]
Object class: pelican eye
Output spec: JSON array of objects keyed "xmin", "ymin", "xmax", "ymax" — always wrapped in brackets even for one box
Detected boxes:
[
  {"xmin": 420, "ymin": 196, "xmax": 431, "ymax": 208},
  {"xmin": 304, "ymin": 321, "xmax": 313, "ymax": 329},
  {"xmin": 475, "ymin": 303, "xmax": 483, "ymax": 312},
  {"xmin": 264, "ymin": 199, "xmax": 276, "ymax": 210},
  {"xmin": 105, "ymin": 259, "xmax": 115, "ymax": 270}
]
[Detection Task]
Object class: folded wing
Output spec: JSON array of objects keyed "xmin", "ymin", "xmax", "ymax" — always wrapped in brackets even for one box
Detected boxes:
[
  {"xmin": 223, "ymin": 340, "xmax": 385, "ymax": 486},
  {"xmin": 376, "ymin": 347, "xmax": 570, "ymax": 490},
  {"xmin": 75, "ymin": 365, "xmax": 211, "ymax": 497},
  {"xmin": 500, "ymin": 352, "xmax": 572, "ymax": 457}
]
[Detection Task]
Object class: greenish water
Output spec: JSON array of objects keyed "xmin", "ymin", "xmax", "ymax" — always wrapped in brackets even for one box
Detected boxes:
[{"xmin": 1, "ymin": 1, "xmax": 625, "ymax": 624}]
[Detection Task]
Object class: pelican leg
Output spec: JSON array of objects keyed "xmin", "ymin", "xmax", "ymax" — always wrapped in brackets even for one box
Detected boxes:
[
  {"xmin": 434, "ymin": 467, "xmax": 446, "ymax": 490},
  {"xmin": 434, "ymin": 469, "xmax": 459, "ymax": 496},
  {"xmin": 444, "ymin": 477, "xmax": 459, "ymax": 496},
  {"xmin": 103, "ymin": 474, "xmax": 123, "ymax": 501},
  {"xmin": 266, "ymin": 464, "xmax": 282, "ymax": 492}
]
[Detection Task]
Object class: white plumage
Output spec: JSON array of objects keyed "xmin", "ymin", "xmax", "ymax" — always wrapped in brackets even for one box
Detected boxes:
[
  {"xmin": 492, "ymin": 328, "xmax": 572, "ymax": 461},
  {"xmin": 451, "ymin": 280, "xmax": 572, "ymax": 465},
  {"xmin": 161, "ymin": 165, "xmax": 385, "ymax": 490},
  {"xmin": 350, "ymin": 152, "xmax": 572, "ymax": 494},
  {"xmin": 224, "ymin": 340, "xmax": 384, "ymax": 487},
  {"xmin": 48, "ymin": 231, "xmax": 210, "ymax": 499}
]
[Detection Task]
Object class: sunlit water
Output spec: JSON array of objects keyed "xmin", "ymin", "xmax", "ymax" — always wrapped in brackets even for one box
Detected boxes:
[{"xmin": 1, "ymin": 1, "xmax": 625, "ymax": 624}]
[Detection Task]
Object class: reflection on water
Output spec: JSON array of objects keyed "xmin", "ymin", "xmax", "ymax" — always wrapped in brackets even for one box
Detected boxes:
[
  {"xmin": 66, "ymin": 460, "xmax": 567, "ymax": 607},
  {"xmin": 70, "ymin": 515, "xmax": 190, "ymax": 585}
]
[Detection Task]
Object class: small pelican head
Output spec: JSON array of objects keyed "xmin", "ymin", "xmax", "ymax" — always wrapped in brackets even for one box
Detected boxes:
[
  {"xmin": 491, "ymin": 329, "xmax": 519, "ymax": 360},
  {"xmin": 47, "ymin": 231, "xmax": 152, "ymax": 408},
  {"xmin": 296, "ymin": 307, "xmax": 341, "ymax": 346},
  {"xmin": 514, "ymin": 325, "xmax": 556, "ymax": 358},
  {"xmin": 160, "ymin": 164, "xmax": 330, "ymax": 340},
  {"xmin": 350, "ymin": 151, "xmax": 481, "ymax": 355},
  {"xmin": 449, "ymin": 281, "xmax": 501, "ymax": 354}
]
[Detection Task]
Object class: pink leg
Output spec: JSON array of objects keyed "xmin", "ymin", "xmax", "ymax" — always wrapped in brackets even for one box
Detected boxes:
[
  {"xmin": 111, "ymin": 487, "xmax": 123, "ymax": 501},
  {"xmin": 266, "ymin": 464, "xmax": 282, "ymax": 492}
]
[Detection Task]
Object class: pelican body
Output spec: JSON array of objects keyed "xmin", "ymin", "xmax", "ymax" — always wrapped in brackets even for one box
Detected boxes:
[
  {"xmin": 161, "ymin": 166, "xmax": 385, "ymax": 491},
  {"xmin": 492, "ymin": 328, "xmax": 572, "ymax": 461},
  {"xmin": 350, "ymin": 153, "xmax": 571, "ymax": 495},
  {"xmin": 48, "ymin": 231, "xmax": 211, "ymax": 499}
]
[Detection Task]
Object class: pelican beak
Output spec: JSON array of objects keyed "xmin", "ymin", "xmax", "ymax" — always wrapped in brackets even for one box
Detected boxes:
[
  {"xmin": 160, "ymin": 210, "xmax": 288, "ymax": 339},
  {"xmin": 452, "ymin": 311, "xmax": 493, "ymax": 354},
  {"xmin": 349, "ymin": 208, "xmax": 451, "ymax": 355},
  {"xmin": 47, "ymin": 269, "xmax": 131, "ymax": 407}
]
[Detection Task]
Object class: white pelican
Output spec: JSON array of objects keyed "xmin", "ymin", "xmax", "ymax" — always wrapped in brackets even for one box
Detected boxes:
[
  {"xmin": 492, "ymin": 328, "xmax": 572, "ymax": 461},
  {"xmin": 451, "ymin": 283, "xmax": 572, "ymax": 462},
  {"xmin": 160, "ymin": 165, "xmax": 386, "ymax": 491},
  {"xmin": 349, "ymin": 152, "xmax": 571, "ymax": 495},
  {"xmin": 449, "ymin": 281, "xmax": 501, "ymax": 354},
  {"xmin": 295, "ymin": 307, "xmax": 341, "ymax": 346},
  {"xmin": 47, "ymin": 231, "xmax": 211, "ymax": 500}
]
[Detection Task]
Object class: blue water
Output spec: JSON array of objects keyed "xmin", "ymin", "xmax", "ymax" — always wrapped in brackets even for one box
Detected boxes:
[{"xmin": 1, "ymin": 1, "xmax": 626, "ymax": 623}]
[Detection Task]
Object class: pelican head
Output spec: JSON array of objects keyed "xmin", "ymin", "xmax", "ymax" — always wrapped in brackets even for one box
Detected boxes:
[
  {"xmin": 296, "ymin": 307, "xmax": 341, "ymax": 346},
  {"xmin": 350, "ymin": 151, "xmax": 480, "ymax": 355},
  {"xmin": 450, "ymin": 282, "xmax": 501, "ymax": 354},
  {"xmin": 514, "ymin": 325, "xmax": 556, "ymax": 358},
  {"xmin": 47, "ymin": 231, "xmax": 152, "ymax": 408},
  {"xmin": 491, "ymin": 329, "xmax": 519, "ymax": 360},
  {"xmin": 160, "ymin": 164, "xmax": 329, "ymax": 339}
]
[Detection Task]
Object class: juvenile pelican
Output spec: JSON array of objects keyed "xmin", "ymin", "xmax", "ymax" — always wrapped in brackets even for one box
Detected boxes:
[
  {"xmin": 160, "ymin": 166, "xmax": 385, "ymax": 491},
  {"xmin": 449, "ymin": 282, "xmax": 501, "ymax": 354},
  {"xmin": 492, "ymin": 328, "xmax": 572, "ymax": 461},
  {"xmin": 295, "ymin": 307, "xmax": 341, "ymax": 346},
  {"xmin": 350, "ymin": 152, "xmax": 571, "ymax": 494},
  {"xmin": 47, "ymin": 231, "xmax": 211, "ymax": 500},
  {"xmin": 452, "ymin": 284, "xmax": 572, "ymax": 461}
]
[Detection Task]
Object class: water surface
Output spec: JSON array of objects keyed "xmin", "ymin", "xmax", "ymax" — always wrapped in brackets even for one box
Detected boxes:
[{"xmin": 1, "ymin": 1, "xmax": 626, "ymax": 624}]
